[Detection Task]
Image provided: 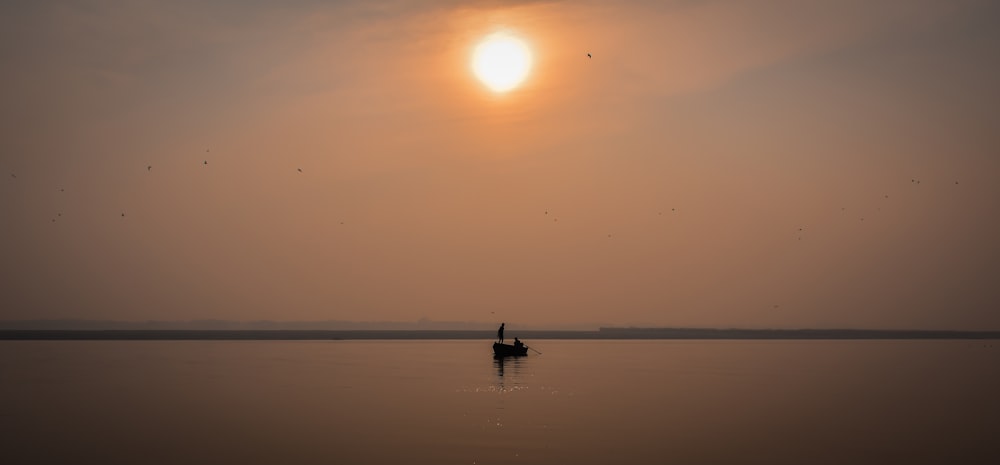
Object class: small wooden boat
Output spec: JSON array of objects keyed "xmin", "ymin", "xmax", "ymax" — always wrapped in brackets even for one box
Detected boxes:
[{"xmin": 493, "ymin": 342, "xmax": 528, "ymax": 357}]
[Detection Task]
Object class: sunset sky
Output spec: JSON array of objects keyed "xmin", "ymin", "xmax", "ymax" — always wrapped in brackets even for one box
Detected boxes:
[{"xmin": 2, "ymin": 0, "xmax": 998, "ymax": 329}]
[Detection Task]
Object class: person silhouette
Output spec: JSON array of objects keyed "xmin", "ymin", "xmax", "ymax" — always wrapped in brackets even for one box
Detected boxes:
[
  {"xmin": 514, "ymin": 337, "xmax": 522, "ymax": 349},
  {"xmin": 497, "ymin": 323, "xmax": 505, "ymax": 343}
]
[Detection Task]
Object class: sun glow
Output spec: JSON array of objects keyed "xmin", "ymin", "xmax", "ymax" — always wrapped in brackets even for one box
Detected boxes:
[{"xmin": 472, "ymin": 33, "xmax": 532, "ymax": 93}]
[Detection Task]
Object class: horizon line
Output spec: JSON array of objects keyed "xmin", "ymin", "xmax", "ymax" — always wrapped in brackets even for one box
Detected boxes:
[
  {"xmin": 2, "ymin": 327, "xmax": 999, "ymax": 340},
  {"xmin": 1, "ymin": 319, "xmax": 998, "ymax": 333}
]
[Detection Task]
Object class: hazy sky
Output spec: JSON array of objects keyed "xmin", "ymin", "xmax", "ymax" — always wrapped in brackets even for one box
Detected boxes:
[{"xmin": 2, "ymin": 0, "xmax": 998, "ymax": 329}]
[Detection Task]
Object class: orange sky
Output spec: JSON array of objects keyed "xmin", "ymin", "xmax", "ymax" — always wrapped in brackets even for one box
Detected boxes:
[{"xmin": 2, "ymin": 0, "xmax": 999, "ymax": 329}]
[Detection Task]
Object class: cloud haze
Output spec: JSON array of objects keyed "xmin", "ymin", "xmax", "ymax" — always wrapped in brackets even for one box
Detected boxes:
[{"xmin": 2, "ymin": 0, "xmax": 999, "ymax": 329}]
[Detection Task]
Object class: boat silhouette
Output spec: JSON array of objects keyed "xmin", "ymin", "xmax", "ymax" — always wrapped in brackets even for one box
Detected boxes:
[{"xmin": 493, "ymin": 341, "xmax": 528, "ymax": 357}]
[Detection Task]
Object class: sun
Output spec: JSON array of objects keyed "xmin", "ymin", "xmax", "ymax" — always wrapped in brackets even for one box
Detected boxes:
[{"xmin": 472, "ymin": 33, "xmax": 532, "ymax": 93}]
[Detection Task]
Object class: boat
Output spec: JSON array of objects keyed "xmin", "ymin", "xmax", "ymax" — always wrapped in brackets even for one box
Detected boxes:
[{"xmin": 493, "ymin": 342, "xmax": 528, "ymax": 357}]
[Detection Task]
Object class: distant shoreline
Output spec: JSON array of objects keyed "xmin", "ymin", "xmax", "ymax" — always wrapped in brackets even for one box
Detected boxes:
[{"xmin": 2, "ymin": 328, "xmax": 999, "ymax": 340}]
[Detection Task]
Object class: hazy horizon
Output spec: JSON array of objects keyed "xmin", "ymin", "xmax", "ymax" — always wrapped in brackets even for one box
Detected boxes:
[
  {"xmin": 0, "ymin": 317, "xmax": 593, "ymax": 331},
  {"xmin": 3, "ymin": 0, "xmax": 999, "ymax": 330},
  {"xmin": 3, "ymin": 318, "xmax": 1000, "ymax": 333}
]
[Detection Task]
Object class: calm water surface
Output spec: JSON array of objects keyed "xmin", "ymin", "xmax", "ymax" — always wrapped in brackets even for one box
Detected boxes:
[{"xmin": 1, "ymin": 340, "xmax": 998, "ymax": 464}]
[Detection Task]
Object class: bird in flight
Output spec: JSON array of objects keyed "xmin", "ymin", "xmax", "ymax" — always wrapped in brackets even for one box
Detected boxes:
[
  {"xmin": 203, "ymin": 160, "xmax": 208, "ymax": 165},
  {"xmin": 587, "ymin": 53, "xmax": 592, "ymax": 59},
  {"xmin": 297, "ymin": 168, "xmax": 303, "ymax": 173},
  {"xmin": 147, "ymin": 165, "xmax": 152, "ymax": 171}
]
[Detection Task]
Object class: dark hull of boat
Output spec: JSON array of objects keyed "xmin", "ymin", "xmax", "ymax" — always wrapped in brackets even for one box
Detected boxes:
[{"xmin": 493, "ymin": 342, "xmax": 528, "ymax": 357}]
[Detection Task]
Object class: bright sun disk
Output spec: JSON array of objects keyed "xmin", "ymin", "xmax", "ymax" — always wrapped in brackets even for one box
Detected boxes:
[{"xmin": 472, "ymin": 33, "xmax": 532, "ymax": 93}]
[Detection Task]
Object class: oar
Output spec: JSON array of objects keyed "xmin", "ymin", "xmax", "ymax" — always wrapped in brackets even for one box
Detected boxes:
[{"xmin": 526, "ymin": 345, "xmax": 542, "ymax": 355}]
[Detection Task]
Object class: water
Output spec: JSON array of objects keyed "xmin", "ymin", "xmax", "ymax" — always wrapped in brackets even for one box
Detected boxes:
[{"xmin": 1, "ymin": 340, "xmax": 998, "ymax": 464}]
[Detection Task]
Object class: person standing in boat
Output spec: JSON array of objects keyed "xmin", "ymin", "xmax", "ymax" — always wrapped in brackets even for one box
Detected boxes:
[{"xmin": 497, "ymin": 323, "xmax": 505, "ymax": 343}]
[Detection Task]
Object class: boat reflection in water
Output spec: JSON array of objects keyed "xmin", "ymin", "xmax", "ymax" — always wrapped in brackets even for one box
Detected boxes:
[
  {"xmin": 493, "ymin": 352, "xmax": 526, "ymax": 379},
  {"xmin": 492, "ymin": 351, "xmax": 529, "ymax": 395}
]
